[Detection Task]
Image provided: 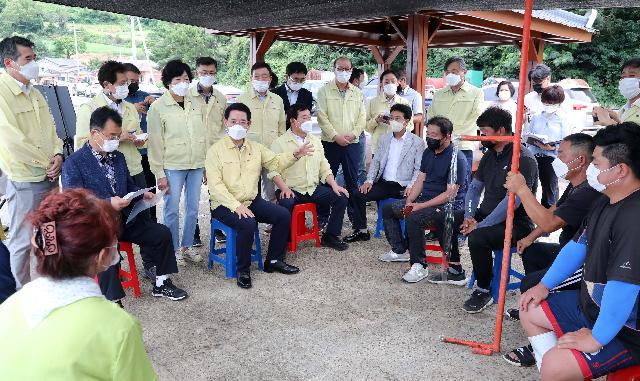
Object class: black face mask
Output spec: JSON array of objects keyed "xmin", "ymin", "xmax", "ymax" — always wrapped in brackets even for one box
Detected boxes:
[
  {"xmin": 481, "ymin": 140, "xmax": 496, "ymax": 150},
  {"xmin": 426, "ymin": 137, "xmax": 442, "ymax": 151},
  {"xmin": 128, "ymin": 83, "xmax": 139, "ymax": 96},
  {"xmin": 533, "ymin": 83, "xmax": 543, "ymax": 94}
]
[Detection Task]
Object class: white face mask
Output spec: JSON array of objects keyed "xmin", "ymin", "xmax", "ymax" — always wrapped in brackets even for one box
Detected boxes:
[
  {"xmin": 543, "ymin": 104, "xmax": 560, "ymax": 114},
  {"xmin": 96, "ymin": 133, "xmax": 120, "ymax": 153},
  {"xmin": 287, "ymin": 80, "xmax": 303, "ymax": 92},
  {"xmin": 552, "ymin": 156, "xmax": 582, "ymax": 179},
  {"xmin": 113, "ymin": 84, "xmax": 130, "ymax": 100},
  {"xmin": 335, "ymin": 70, "xmax": 352, "ymax": 84},
  {"xmin": 252, "ymin": 80, "xmax": 270, "ymax": 94},
  {"xmin": 498, "ymin": 90, "xmax": 511, "ymax": 101},
  {"xmin": 586, "ymin": 163, "xmax": 619, "ymax": 193},
  {"xmin": 390, "ymin": 120, "xmax": 405, "ymax": 133},
  {"xmin": 199, "ymin": 75, "xmax": 216, "ymax": 88},
  {"xmin": 171, "ymin": 82, "xmax": 190, "ymax": 97},
  {"xmin": 383, "ymin": 83, "xmax": 398, "ymax": 96},
  {"xmin": 227, "ymin": 124, "xmax": 248, "ymax": 140},
  {"xmin": 16, "ymin": 60, "xmax": 40, "ymax": 81},
  {"xmin": 445, "ymin": 73, "xmax": 462, "ymax": 87},
  {"xmin": 619, "ymin": 78, "xmax": 640, "ymax": 100},
  {"xmin": 300, "ymin": 121, "xmax": 314, "ymax": 134}
]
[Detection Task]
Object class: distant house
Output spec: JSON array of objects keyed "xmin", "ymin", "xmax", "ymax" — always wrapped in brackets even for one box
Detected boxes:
[{"xmin": 38, "ymin": 57, "xmax": 89, "ymax": 83}]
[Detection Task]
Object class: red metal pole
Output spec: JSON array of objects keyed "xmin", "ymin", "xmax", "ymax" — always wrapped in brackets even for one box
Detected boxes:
[{"xmin": 442, "ymin": 0, "xmax": 533, "ymax": 355}]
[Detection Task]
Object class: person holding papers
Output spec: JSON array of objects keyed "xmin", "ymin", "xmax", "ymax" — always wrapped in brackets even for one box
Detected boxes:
[
  {"xmin": 525, "ymin": 85, "xmax": 572, "ymax": 208},
  {"xmin": 62, "ymin": 107, "xmax": 188, "ymax": 304}
]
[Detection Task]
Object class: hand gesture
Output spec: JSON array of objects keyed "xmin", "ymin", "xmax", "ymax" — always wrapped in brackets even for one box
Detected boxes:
[
  {"xmin": 235, "ymin": 204, "xmax": 255, "ymax": 219},
  {"xmin": 504, "ymin": 171, "xmax": 528, "ymax": 195},
  {"xmin": 143, "ymin": 192, "xmax": 155, "ymax": 201},
  {"xmin": 46, "ymin": 155, "xmax": 63, "ymax": 180},
  {"xmin": 134, "ymin": 102, "xmax": 147, "ymax": 114},
  {"xmin": 157, "ymin": 177, "xmax": 169, "ymax": 192},
  {"xmin": 144, "ymin": 95, "xmax": 156, "ymax": 105},
  {"xmin": 332, "ymin": 184, "xmax": 349, "ymax": 198},
  {"xmin": 375, "ymin": 114, "xmax": 388, "ymax": 124},
  {"xmin": 557, "ymin": 328, "xmax": 602, "ymax": 353},
  {"xmin": 519, "ymin": 283, "xmax": 549, "ymax": 312},
  {"xmin": 110, "ymin": 196, "xmax": 132, "ymax": 211},
  {"xmin": 403, "ymin": 186, "xmax": 412, "ymax": 198},
  {"xmin": 359, "ymin": 182, "xmax": 372, "ymax": 194},
  {"xmin": 334, "ymin": 134, "xmax": 350, "ymax": 147},
  {"xmin": 279, "ymin": 187, "xmax": 295, "ymax": 199},
  {"xmin": 460, "ymin": 217, "xmax": 477, "ymax": 236},
  {"xmin": 516, "ymin": 236, "xmax": 534, "ymax": 255},
  {"xmin": 294, "ymin": 142, "xmax": 315, "ymax": 158}
]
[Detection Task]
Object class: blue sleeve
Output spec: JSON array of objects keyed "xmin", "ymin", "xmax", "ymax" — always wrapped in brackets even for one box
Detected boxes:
[
  {"xmin": 592, "ymin": 281, "xmax": 640, "ymax": 346},
  {"xmin": 61, "ymin": 159, "xmax": 83, "ymax": 189},
  {"xmin": 541, "ymin": 240, "xmax": 587, "ymax": 289},
  {"xmin": 464, "ymin": 179, "xmax": 484, "ymax": 219},
  {"xmin": 476, "ymin": 194, "xmax": 522, "ymax": 228}
]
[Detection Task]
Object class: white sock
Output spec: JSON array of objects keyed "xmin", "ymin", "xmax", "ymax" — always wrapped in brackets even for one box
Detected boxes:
[
  {"xmin": 155, "ymin": 275, "xmax": 168, "ymax": 287},
  {"xmin": 528, "ymin": 331, "xmax": 558, "ymax": 371}
]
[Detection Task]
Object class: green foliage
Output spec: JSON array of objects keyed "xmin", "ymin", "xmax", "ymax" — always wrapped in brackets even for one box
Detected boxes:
[{"xmin": 51, "ymin": 35, "xmax": 85, "ymax": 58}]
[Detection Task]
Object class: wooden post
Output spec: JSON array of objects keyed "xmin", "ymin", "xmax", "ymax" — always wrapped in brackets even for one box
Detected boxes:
[
  {"xmin": 249, "ymin": 31, "xmax": 276, "ymax": 67},
  {"xmin": 405, "ymin": 14, "xmax": 434, "ymax": 136},
  {"xmin": 524, "ymin": 38, "xmax": 544, "ymax": 91}
]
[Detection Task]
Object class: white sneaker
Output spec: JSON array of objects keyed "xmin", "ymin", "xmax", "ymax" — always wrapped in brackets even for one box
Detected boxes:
[
  {"xmin": 402, "ymin": 263, "xmax": 429, "ymax": 283},
  {"xmin": 378, "ymin": 250, "xmax": 410, "ymax": 262},
  {"xmin": 183, "ymin": 248, "xmax": 202, "ymax": 263},
  {"xmin": 175, "ymin": 249, "xmax": 186, "ymax": 266}
]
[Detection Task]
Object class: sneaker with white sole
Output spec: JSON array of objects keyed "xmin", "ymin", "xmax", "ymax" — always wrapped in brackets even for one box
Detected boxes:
[
  {"xmin": 462, "ymin": 290, "xmax": 494, "ymax": 314},
  {"xmin": 175, "ymin": 249, "xmax": 186, "ymax": 266},
  {"xmin": 402, "ymin": 263, "xmax": 429, "ymax": 283},
  {"xmin": 426, "ymin": 270, "xmax": 468, "ymax": 286},
  {"xmin": 183, "ymin": 248, "xmax": 202, "ymax": 263},
  {"xmin": 378, "ymin": 250, "xmax": 410, "ymax": 262}
]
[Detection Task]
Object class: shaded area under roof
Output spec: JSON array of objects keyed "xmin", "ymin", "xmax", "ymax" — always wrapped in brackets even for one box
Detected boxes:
[{"xmin": 37, "ymin": 0, "xmax": 635, "ymax": 32}]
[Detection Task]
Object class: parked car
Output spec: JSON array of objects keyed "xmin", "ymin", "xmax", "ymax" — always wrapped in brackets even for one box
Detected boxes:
[
  {"xmin": 87, "ymin": 81, "xmax": 102, "ymax": 97},
  {"xmin": 213, "ymin": 84, "xmax": 242, "ymax": 104},
  {"xmin": 74, "ymin": 82, "xmax": 89, "ymax": 97}
]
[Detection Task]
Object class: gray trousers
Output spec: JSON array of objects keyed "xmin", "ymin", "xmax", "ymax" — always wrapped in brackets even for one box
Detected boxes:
[{"xmin": 6, "ymin": 179, "xmax": 57, "ymax": 288}]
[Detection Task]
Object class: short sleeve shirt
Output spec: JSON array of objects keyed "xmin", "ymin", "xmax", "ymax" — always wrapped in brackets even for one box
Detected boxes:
[
  {"xmin": 419, "ymin": 144, "xmax": 468, "ymax": 210},
  {"xmin": 553, "ymin": 180, "xmax": 602, "ymax": 246},
  {"xmin": 474, "ymin": 143, "xmax": 538, "ymax": 225},
  {"xmin": 576, "ymin": 191, "xmax": 640, "ymax": 360}
]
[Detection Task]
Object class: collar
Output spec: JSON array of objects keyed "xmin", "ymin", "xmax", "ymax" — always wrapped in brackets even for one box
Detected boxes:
[
  {"xmin": 285, "ymin": 83, "xmax": 299, "ymax": 93},
  {"xmin": 88, "ymin": 142, "xmax": 115, "ymax": 162},
  {"xmin": 433, "ymin": 142, "xmax": 454, "ymax": 156},
  {"xmin": 331, "ymin": 79, "xmax": 352, "ymax": 94},
  {"xmin": 391, "ymin": 129, "xmax": 410, "ymax": 142},
  {"xmin": 446, "ymin": 81, "xmax": 470, "ymax": 94},
  {"xmin": 224, "ymin": 135, "xmax": 248, "ymax": 150},
  {"xmin": 19, "ymin": 276, "xmax": 104, "ymax": 329},
  {"xmin": 249, "ymin": 86, "xmax": 270, "ymax": 100},
  {"xmin": 491, "ymin": 142, "xmax": 514, "ymax": 157},
  {"xmin": 161, "ymin": 91, "xmax": 181, "ymax": 107},
  {"xmin": 286, "ymin": 129, "xmax": 308, "ymax": 142},
  {"xmin": 102, "ymin": 92, "xmax": 121, "ymax": 106},
  {"xmin": 197, "ymin": 82, "xmax": 212, "ymax": 95},
  {"xmin": 12, "ymin": 77, "xmax": 31, "ymax": 95}
]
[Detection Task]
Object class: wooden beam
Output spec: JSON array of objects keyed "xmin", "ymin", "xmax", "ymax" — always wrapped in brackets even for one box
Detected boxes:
[
  {"xmin": 385, "ymin": 45, "xmax": 404, "ymax": 65},
  {"xmin": 369, "ymin": 45, "xmax": 385, "ymax": 64},
  {"xmin": 249, "ymin": 32, "xmax": 258, "ymax": 67},
  {"xmin": 461, "ymin": 10, "xmax": 593, "ymax": 42},
  {"xmin": 279, "ymin": 29, "xmax": 403, "ymax": 47},
  {"xmin": 256, "ymin": 30, "xmax": 276, "ymax": 62},
  {"xmin": 386, "ymin": 17, "xmax": 407, "ymax": 44},
  {"xmin": 427, "ymin": 18, "xmax": 442, "ymax": 44},
  {"xmin": 443, "ymin": 14, "xmax": 541, "ymax": 40}
]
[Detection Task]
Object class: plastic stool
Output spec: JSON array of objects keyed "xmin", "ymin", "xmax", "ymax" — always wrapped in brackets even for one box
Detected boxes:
[
  {"xmin": 93, "ymin": 241, "xmax": 141, "ymax": 298},
  {"xmin": 606, "ymin": 366, "xmax": 640, "ymax": 380},
  {"xmin": 288, "ymin": 203, "xmax": 320, "ymax": 252},
  {"xmin": 208, "ymin": 218, "xmax": 263, "ymax": 278},
  {"xmin": 468, "ymin": 248, "xmax": 524, "ymax": 301},
  {"xmin": 375, "ymin": 198, "xmax": 404, "ymax": 238},
  {"xmin": 424, "ymin": 227, "xmax": 448, "ymax": 266}
]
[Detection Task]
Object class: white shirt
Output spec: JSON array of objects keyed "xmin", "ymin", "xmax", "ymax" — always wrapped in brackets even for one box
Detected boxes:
[
  {"xmin": 13, "ymin": 77, "xmax": 31, "ymax": 95},
  {"xmin": 399, "ymin": 86, "xmax": 424, "ymax": 115},
  {"xmin": 286, "ymin": 83, "xmax": 299, "ymax": 106},
  {"xmin": 382, "ymin": 131, "xmax": 408, "ymax": 184},
  {"xmin": 491, "ymin": 99, "xmax": 517, "ymax": 129},
  {"xmin": 102, "ymin": 93, "xmax": 123, "ymax": 115}
]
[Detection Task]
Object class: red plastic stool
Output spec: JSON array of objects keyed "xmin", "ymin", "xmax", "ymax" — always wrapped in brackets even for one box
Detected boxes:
[
  {"xmin": 288, "ymin": 203, "xmax": 320, "ymax": 252},
  {"xmin": 424, "ymin": 227, "xmax": 448, "ymax": 267},
  {"xmin": 607, "ymin": 366, "xmax": 640, "ymax": 381},
  {"xmin": 95, "ymin": 241, "xmax": 141, "ymax": 298}
]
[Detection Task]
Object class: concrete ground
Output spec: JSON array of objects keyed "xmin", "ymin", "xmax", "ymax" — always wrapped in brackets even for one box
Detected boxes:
[{"xmin": 125, "ymin": 193, "xmax": 543, "ymax": 381}]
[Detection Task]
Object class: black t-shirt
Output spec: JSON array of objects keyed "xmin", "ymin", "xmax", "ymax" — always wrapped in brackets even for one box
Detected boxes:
[
  {"xmin": 474, "ymin": 143, "xmax": 539, "ymax": 225},
  {"xmin": 553, "ymin": 180, "xmax": 603, "ymax": 246},
  {"xmin": 576, "ymin": 191, "xmax": 640, "ymax": 360},
  {"xmin": 419, "ymin": 144, "xmax": 468, "ymax": 210}
]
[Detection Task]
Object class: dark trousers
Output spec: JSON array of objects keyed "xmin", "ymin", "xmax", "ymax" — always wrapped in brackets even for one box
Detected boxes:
[
  {"xmin": 0, "ymin": 240, "xmax": 16, "ymax": 304},
  {"xmin": 323, "ymin": 141, "xmax": 362, "ymax": 223},
  {"xmin": 211, "ymin": 195, "xmax": 290, "ymax": 274},
  {"xmin": 98, "ymin": 212, "xmax": 179, "ymax": 301},
  {"xmin": 536, "ymin": 155, "xmax": 558, "ymax": 208},
  {"xmin": 352, "ymin": 180, "xmax": 405, "ymax": 230},
  {"xmin": 140, "ymin": 154, "xmax": 157, "ymax": 222},
  {"xmin": 467, "ymin": 222, "xmax": 532, "ymax": 290},
  {"xmin": 277, "ymin": 185, "xmax": 348, "ymax": 237},
  {"xmin": 383, "ymin": 200, "xmax": 464, "ymax": 265},
  {"xmin": 461, "ymin": 149, "xmax": 473, "ymax": 184},
  {"xmin": 518, "ymin": 242, "xmax": 580, "ymax": 292}
]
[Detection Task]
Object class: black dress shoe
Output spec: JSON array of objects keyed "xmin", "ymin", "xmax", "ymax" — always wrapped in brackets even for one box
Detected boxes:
[
  {"xmin": 264, "ymin": 260, "xmax": 300, "ymax": 274},
  {"xmin": 321, "ymin": 233, "xmax": 349, "ymax": 251},
  {"xmin": 343, "ymin": 230, "xmax": 371, "ymax": 243},
  {"xmin": 237, "ymin": 272, "xmax": 252, "ymax": 289}
]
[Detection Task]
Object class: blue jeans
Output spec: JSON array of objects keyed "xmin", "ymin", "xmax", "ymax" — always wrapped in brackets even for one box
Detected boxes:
[
  {"xmin": 163, "ymin": 168, "xmax": 205, "ymax": 251},
  {"xmin": 335, "ymin": 133, "xmax": 367, "ymax": 223}
]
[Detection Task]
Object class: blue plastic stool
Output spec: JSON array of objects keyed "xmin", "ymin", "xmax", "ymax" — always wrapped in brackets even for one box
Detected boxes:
[
  {"xmin": 208, "ymin": 218, "xmax": 263, "ymax": 278},
  {"xmin": 375, "ymin": 198, "xmax": 405, "ymax": 238},
  {"xmin": 468, "ymin": 248, "xmax": 524, "ymax": 301}
]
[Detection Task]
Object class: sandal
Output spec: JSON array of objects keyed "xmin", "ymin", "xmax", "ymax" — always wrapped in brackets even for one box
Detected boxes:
[
  {"xmin": 503, "ymin": 344, "xmax": 536, "ymax": 367},
  {"xmin": 504, "ymin": 308, "xmax": 520, "ymax": 321}
]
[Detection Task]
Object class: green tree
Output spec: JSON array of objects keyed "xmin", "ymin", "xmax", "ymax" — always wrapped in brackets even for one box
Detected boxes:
[
  {"xmin": 0, "ymin": 0, "xmax": 45, "ymax": 35},
  {"xmin": 51, "ymin": 35, "xmax": 85, "ymax": 58}
]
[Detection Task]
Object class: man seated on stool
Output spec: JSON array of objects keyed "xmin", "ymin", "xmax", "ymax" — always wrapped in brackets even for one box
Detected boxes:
[
  {"xmin": 206, "ymin": 103, "xmax": 314, "ymax": 289},
  {"xmin": 62, "ymin": 106, "xmax": 188, "ymax": 303},
  {"xmin": 270, "ymin": 104, "xmax": 350, "ymax": 251},
  {"xmin": 344, "ymin": 104, "xmax": 424, "ymax": 243},
  {"xmin": 379, "ymin": 116, "xmax": 467, "ymax": 284}
]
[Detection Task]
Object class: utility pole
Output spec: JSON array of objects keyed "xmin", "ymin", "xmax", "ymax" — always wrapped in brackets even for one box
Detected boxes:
[
  {"xmin": 136, "ymin": 17, "xmax": 155, "ymax": 85},
  {"xmin": 73, "ymin": 22, "xmax": 80, "ymax": 81},
  {"xmin": 131, "ymin": 16, "xmax": 137, "ymax": 60}
]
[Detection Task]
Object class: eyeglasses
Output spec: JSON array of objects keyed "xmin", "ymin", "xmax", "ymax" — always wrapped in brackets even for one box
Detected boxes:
[
  {"xmin": 98, "ymin": 131, "xmax": 120, "ymax": 141},
  {"xmin": 335, "ymin": 67, "xmax": 352, "ymax": 72}
]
